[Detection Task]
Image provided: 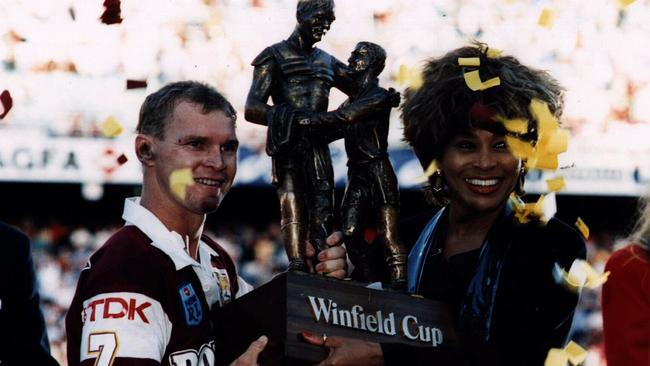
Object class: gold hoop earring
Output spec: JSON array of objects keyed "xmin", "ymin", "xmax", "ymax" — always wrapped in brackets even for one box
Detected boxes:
[{"xmin": 432, "ymin": 169, "xmax": 444, "ymax": 193}]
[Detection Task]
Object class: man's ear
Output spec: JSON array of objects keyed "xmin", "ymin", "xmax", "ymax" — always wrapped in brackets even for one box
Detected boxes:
[{"xmin": 135, "ymin": 134, "xmax": 155, "ymax": 167}]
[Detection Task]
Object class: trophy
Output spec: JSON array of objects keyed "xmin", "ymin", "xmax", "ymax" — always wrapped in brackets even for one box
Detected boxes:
[{"xmin": 213, "ymin": 1, "xmax": 456, "ymax": 364}]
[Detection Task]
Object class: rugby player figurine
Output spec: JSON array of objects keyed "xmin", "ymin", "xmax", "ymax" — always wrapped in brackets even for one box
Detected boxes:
[
  {"xmin": 300, "ymin": 42, "xmax": 407, "ymax": 288},
  {"xmin": 245, "ymin": 0, "xmax": 355, "ymax": 272}
]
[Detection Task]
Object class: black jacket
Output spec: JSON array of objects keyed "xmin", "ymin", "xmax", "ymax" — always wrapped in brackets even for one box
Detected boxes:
[
  {"xmin": 378, "ymin": 207, "xmax": 587, "ymax": 365},
  {"xmin": 0, "ymin": 221, "xmax": 59, "ymax": 366}
]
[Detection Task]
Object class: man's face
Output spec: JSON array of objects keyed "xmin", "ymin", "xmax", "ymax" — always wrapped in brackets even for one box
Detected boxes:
[
  {"xmin": 348, "ymin": 45, "xmax": 372, "ymax": 74},
  {"xmin": 152, "ymin": 101, "xmax": 238, "ymax": 215},
  {"xmin": 298, "ymin": 6, "xmax": 335, "ymax": 44}
]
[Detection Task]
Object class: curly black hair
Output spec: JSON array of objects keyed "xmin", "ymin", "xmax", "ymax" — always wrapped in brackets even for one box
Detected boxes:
[{"xmin": 401, "ymin": 43, "xmax": 564, "ymax": 204}]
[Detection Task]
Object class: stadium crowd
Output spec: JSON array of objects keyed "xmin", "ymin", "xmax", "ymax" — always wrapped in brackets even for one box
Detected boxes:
[
  {"xmin": 0, "ymin": 216, "xmax": 615, "ymax": 366},
  {"xmin": 2, "ymin": 0, "xmax": 650, "ymax": 145}
]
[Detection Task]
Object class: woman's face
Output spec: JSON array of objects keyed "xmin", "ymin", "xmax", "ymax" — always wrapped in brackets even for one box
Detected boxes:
[{"xmin": 439, "ymin": 127, "xmax": 521, "ymax": 217}]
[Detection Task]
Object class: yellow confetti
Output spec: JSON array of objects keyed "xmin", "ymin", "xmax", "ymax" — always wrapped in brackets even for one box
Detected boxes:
[
  {"xmin": 505, "ymin": 136, "xmax": 535, "ymax": 160},
  {"xmin": 564, "ymin": 341, "xmax": 587, "ymax": 365},
  {"xmin": 100, "ymin": 116, "xmax": 123, "ymax": 138},
  {"xmin": 544, "ymin": 348, "xmax": 569, "ymax": 366},
  {"xmin": 575, "ymin": 217, "xmax": 589, "ymax": 240},
  {"xmin": 511, "ymin": 193, "xmax": 547, "ymax": 224},
  {"xmin": 170, "ymin": 168, "xmax": 195, "ymax": 200},
  {"xmin": 545, "ymin": 341, "xmax": 587, "ymax": 366},
  {"xmin": 580, "ymin": 261, "xmax": 611, "ymax": 289},
  {"xmin": 463, "ymin": 70, "xmax": 501, "ymax": 91},
  {"xmin": 538, "ymin": 8, "xmax": 555, "ymax": 29},
  {"xmin": 540, "ymin": 129, "xmax": 569, "ymax": 155},
  {"xmin": 414, "ymin": 160, "xmax": 438, "ymax": 184},
  {"xmin": 555, "ymin": 258, "xmax": 610, "ymax": 292},
  {"xmin": 546, "ymin": 177, "xmax": 565, "ymax": 192},
  {"xmin": 522, "ymin": 98, "xmax": 571, "ymax": 171},
  {"xmin": 529, "ymin": 98, "xmax": 558, "ymax": 131},
  {"xmin": 618, "ymin": 0, "xmax": 637, "ymax": 8},
  {"xmin": 501, "ymin": 117, "xmax": 529, "ymax": 134},
  {"xmin": 458, "ymin": 57, "xmax": 481, "ymax": 66},
  {"xmin": 532, "ymin": 153, "xmax": 559, "ymax": 170},
  {"xmin": 397, "ymin": 64, "xmax": 423, "ymax": 90},
  {"xmin": 486, "ymin": 48, "xmax": 503, "ymax": 58}
]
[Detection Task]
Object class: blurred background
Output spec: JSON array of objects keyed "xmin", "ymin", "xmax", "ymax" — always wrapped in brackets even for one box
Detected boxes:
[{"xmin": 2, "ymin": 0, "xmax": 650, "ymax": 364}]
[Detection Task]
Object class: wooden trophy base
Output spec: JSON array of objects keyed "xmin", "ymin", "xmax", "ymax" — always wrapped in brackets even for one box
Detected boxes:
[{"xmin": 213, "ymin": 271, "xmax": 457, "ymax": 365}]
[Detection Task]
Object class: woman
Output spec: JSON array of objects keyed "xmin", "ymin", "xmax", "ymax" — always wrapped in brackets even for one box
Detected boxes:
[
  {"xmin": 303, "ymin": 44, "xmax": 586, "ymax": 365},
  {"xmin": 602, "ymin": 194, "xmax": 650, "ymax": 366}
]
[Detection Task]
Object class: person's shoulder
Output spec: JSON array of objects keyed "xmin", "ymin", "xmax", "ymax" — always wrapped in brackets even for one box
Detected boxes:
[
  {"xmin": 0, "ymin": 221, "xmax": 31, "ymax": 263},
  {"xmin": 606, "ymin": 243, "xmax": 650, "ymax": 272},
  {"xmin": 88, "ymin": 226, "xmax": 170, "ymax": 273},
  {"xmin": 0, "ymin": 221, "xmax": 29, "ymax": 245},
  {"xmin": 541, "ymin": 217, "xmax": 587, "ymax": 256}
]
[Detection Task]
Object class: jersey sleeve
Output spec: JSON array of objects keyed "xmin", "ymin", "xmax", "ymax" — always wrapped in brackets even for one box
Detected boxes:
[
  {"xmin": 67, "ymin": 235, "xmax": 174, "ymax": 366},
  {"xmin": 78, "ymin": 291, "xmax": 172, "ymax": 365}
]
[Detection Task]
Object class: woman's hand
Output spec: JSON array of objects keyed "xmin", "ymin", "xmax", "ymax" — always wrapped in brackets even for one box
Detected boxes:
[
  {"xmin": 302, "ymin": 332, "xmax": 384, "ymax": 366},
  {"xmin": 306, "ymin": 231, "xmax": 348, "ymax": 279}
]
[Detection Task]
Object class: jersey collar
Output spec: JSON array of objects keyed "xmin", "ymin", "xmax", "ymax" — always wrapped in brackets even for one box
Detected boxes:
[{"xmin": 121, "ymin": 197, "xmax": 217, "ymax": 271}]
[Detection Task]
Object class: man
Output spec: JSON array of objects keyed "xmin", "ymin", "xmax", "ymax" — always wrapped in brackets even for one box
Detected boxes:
[
  {"xmin": 0, "ymin": 221, "xmax": 60, "ymax": 366},
  {"xmin": 66, "ymin": 81, "xmax": 347, "ymax": 366},
  {"xmin": 244, "ymin": 0, "xmax": 354, "ymax": 271},
  {"xmin": 302, "ymin": 42, "xmax": 407, "ymax": 287}
]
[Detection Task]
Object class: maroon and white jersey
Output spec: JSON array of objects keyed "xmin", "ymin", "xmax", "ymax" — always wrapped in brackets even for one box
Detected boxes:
[{"xmin": 66, "ymin": 198, "xmax": 252, "ymax": 366}]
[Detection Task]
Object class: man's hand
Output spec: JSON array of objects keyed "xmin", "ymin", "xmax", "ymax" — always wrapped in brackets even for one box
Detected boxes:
[
  {"xmin": 305, "ymin": 231, "xmax": 347, "ymax": 279},
  {"xmin": 229, "ymin": 335, "xmax": 268, "ymax": 366},
  {"xmin": 301, "ymin": 332, "xmax": 384, "ymax": 366}
]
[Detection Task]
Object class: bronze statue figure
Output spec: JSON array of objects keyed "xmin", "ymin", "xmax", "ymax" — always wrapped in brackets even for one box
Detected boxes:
[
  {"xmin": 300, "ymin": 42, "xmax": 407, "ymax": 288},
  {"xmin": 244, "ymin": 0, "xmax": 354, "ymax": 271}
]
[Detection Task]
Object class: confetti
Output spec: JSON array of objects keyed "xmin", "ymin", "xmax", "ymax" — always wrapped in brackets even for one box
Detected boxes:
[
  {"xmin": 511, "ymin": 193, "xmax": 547, "ymax": 224},
  {"xmin": 618, "ymin": 0, "xmax": 637, "ymax": 8},
  {"xmin": 458, "ymin": 57, "xmax": 481, "ymax": 67},
  {"xmin": 100, "ymin": 116, "xmax": 123, "ymax": 137},
  {"xmin": 478, "ymin": 44, "xmax": 503, "ymax": 58},
  {"xmin": 575, "ymin": 217, "xmax": 589, "ymax": 240},
  {"xmin": 126, "ymin": 79, "xmax": 148, "ymax": 89},
  {"xmin": 528, "ymin": 153, "xmax": 558, "ymax": 170},
  {"xmin": 170, "ymin": 168, "xmax": 195, "ymax": 200},
  {"xmin": 564, "ymin": 341, "xmax": 588, "ymax": 365},
  {"xmin": 505, "ymin": 136, "xmax": 535, "ymax": 160},
  {"xmin": 463, "ymin": 70, "xmax": 501, "ymax": 91},
  {"xmin": 0, "ymin": 90, "xmax": 13, "ymax": 119},
  {"xmin": 545, "ymin": 341, "xmax": 587, "ymax": 366},
  {"xmin": 414, "ymin": 160, "xmax": 438, "ymax": 184},
  {"xmin": 544, "ymin": 348, "xmax": 569, "ymax": 366},
  {"xmin": 117, "ymin": 153, "xmax": 128, "ymax": 165},
  {"xmin": 486, "ymin": 48, "xmax": 503, "ymax": 58},
  {"xmin": 501, "ymin": 118, "xmax": 529, "ymax": 134},
  {"xmin": 522, "ymin": 98, "xmax": 571, "ymax": 171},
  {"xmin": 538, "ymin": 8, "xmax": 556, "ymax": 28},
  {"xmin": 100, "ymin": 0, "xmax": 122, "ymax": 25},
  {"xmin": 545, "ymin": 177, "xmax": 565, "ymax": 192},
  {"xmin": 397, "ymin": 64, "xmax": 423, "ymax": 90},
  {"xmin": 554, "ymin": 259, "xmax": 610, "ymax": 291}
]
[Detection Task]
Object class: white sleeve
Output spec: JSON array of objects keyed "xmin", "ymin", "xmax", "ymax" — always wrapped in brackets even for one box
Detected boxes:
[
  {"xmin": 79, "ymin": 292, "xmax": 172, "ymax": 363},
  {"xmin": 235, "ymin": 276, "xmax": 253, "ymax": 298}
]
